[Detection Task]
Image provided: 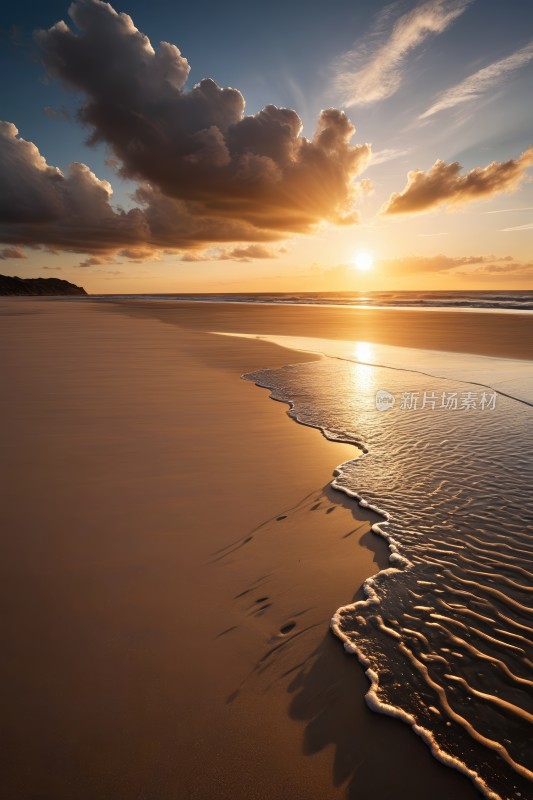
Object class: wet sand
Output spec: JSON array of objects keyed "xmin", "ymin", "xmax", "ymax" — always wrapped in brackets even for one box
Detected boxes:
[
  {"xmin": 106, "ymin": 298, "xmax": 533, "ymax": 360},
  {"xmin": 0, "ymin": 297, "xmax": 494, "ymax": 799}
]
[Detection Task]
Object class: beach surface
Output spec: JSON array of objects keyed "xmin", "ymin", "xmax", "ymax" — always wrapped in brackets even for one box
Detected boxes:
[
  {"xmin": 108, "ymin": 298, "xmax": 533, "ymax": 359},
  {"xmin": 2, "ymin": 297, "xmax": 525, "ymax": 799}
]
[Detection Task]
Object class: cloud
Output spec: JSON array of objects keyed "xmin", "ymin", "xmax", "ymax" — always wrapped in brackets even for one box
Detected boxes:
[
  {"xmin": 219, "ymin": 244, "xmax": 286, "ymax": 261},
  {"xmin": 180, "ymin": 244, "xmax": 281, "ymax": 263},
  {"xmin": 334, "ymin": 0, "xmax": 471, "ymax": 107},
  {"xmin": 43, "ymin": 105, "xmax": 71, "ymax": 121},
  {"xmin": 420, "ymin": 38, "xmax": 533, "ymax": 118},
  {"xmin": 381, "ymin": 146, "xmax": 533, "ymax": 215},
  {"xmin": 42, "ymin": 265, "xmax": 63, "ymax": 271},
  {"xmin": 0, "ymin": 120, "xmax": 153, "ymax": 253},
  {"xmin": 24, "ymin": 0, "xmax": 370, "ymax": 254},
  {"xmin": 222, "ymin": 244, "xmax": 280, "ymax": 261},
  {"xmin": 501, "ymin": 222, "xmax": 533, "ymax": 232},
  {"xmin": 0, "ymin": 245, "xmax": 26, "ymax": 259},
  {"xmin": 461, "ymin": 260, "xmax": 533, "ymax": 280},
  {"xmin": 95, "ymin": 269, "xmax": 123, "ymax": 276},
  {"xmin": 0, "ymin": 121, "xmax": 315, "ymax": 257},
  {"xmin": 485, "ymin": 206, "xmax": 533, "ymax": 214},
  {"xmin": 309, "ymin": 254, "xmax": 530, "ymax": 286},
  {"xmin": 179, "ymin": 252, "xmax": 209, "ymax": 263},
  {"xmin": 77, "ymin": 255, "xmax": 115, "ymax": 267},
  {"xmin": 380, "ymin": 253, "xmax": 494, "ymax": 276},
  {"xmin": 367, "ymin": 147, "xmax": 411, "ymax": 167},
  {"xmin": 377, "ymin": 253, "xmax": 532, "ymax": 279}
]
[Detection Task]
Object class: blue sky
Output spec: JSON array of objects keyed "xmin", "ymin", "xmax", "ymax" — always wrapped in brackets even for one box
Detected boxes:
[{"xmin": 0, "ymin": 0, "xmax": 532, "ymax": 291}]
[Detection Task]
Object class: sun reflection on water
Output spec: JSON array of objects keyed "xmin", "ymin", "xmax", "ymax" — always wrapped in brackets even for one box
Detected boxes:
[
  {"xmin": 352, "ymin": 341, "xmax": 376, "ymax": 394},
  {"xmin": 353, "ymin": 340, "xmax": 375, "ymax": 363}
]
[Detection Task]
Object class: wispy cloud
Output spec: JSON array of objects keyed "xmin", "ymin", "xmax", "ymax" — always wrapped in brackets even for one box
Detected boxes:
[
  {"xmin": 367, "ymin": 147, "xmax": 411, "ymax": 167},
  {"xmin": 485, "ymin": 206, "xmax": 533, "ymax": 214},
  {"xmin": 377, "ymin": 254, "xmax": 533, "ymax": 280},
  {"xmin": 43, "ymin": 105, "xmax": 71, "ymax": 121},
  {"xmin": 318, "ymin": 254, "xmax": 518, "ymax": 280},
  {"xmin": 380, "ymin": 254, "xmax": 501, "ymax": 275},
  {"xmin": 381, "ymin": 146, "xmax": 533, "ymax": 215},
  {"xmin": 420, "ymin": 38, "xmax": 533, "ymax": 118},
  {"xmin": 464, "ymin": 260, "xmax": 533, "ymax": 280},
  {"xmin": 501, "ymin": 222, "xmax": 533, "ymax": 232},
  {"xmin": 334, "ymin": 0, "xmax": 471, "ymax": 107}
]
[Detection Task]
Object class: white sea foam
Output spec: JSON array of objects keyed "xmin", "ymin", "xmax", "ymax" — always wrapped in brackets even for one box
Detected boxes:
[{"xmin": 214, "ymin": 332, "xmax": 533, "ymax": 406}]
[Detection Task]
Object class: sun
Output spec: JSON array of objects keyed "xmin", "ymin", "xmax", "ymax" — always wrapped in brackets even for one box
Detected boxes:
[{"xmin": 353, "ymin": 251, "xmax": 374, "ymax": 271}]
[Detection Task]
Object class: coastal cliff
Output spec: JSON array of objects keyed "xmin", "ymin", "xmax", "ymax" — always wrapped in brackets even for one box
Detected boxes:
[{"xmin": 0, "ymin": 275, "xmax": 87, "ymax": 296}]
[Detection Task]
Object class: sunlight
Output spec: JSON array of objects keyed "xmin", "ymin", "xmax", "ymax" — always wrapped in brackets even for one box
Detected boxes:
[
  {"xmin": 353, "ymin": 251, "xmax": 374, "ymax": 272},
  {"xmin": 353, "ymin": 340, "xmax": 374, "ymax": 363},
  {"xmin": 351, "ymin": 341, "xmax": 376, "ymax": 394}
]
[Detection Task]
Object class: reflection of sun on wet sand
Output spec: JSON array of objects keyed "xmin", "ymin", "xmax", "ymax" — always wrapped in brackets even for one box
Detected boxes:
[{"xmin": 1, "ymin": 296, "xmax": 519, "ymax": 800}]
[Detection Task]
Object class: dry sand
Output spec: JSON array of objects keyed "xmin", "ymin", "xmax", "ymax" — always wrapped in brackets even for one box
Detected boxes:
[{"xmin": 0, "ymin": 298, "xmax": 499, "ymax": 800}]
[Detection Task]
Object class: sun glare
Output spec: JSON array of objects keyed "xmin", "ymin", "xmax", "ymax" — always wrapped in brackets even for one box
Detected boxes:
[{"xmin": 353, "ymin": 251, "xmax": 374, "ymax": 271}]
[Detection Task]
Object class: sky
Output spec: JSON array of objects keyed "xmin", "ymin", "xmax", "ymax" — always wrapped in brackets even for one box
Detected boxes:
[{"xmin": 0, "ymin": 0, "xmax": 532, "ymax": 293}]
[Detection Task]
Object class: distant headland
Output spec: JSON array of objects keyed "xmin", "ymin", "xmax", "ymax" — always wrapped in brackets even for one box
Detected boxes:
[{"xmin": 0, "ymin": 275, "xmax": 87, "ymax": 296}]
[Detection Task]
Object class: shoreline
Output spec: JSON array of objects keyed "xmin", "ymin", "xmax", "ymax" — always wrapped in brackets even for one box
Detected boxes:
[
  {"xmin": 1, "ymin": 297, "xmax": 484, "ymax": 799},
  {"xmin": 90, "ymin": 297, "xmax": 533, "ymax": 315},
  {"xmin": 97, "ymin": 298, "xmax": 533, "ymax": 360}
]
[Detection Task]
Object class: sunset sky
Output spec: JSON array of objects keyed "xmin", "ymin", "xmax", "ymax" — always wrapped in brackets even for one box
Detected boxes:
[{"xmin": 0, "ymin": 0, "xmax": 532, "ymax": 292}]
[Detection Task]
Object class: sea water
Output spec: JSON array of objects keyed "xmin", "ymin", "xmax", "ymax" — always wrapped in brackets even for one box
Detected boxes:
[
  {"xmin": 226, "ymin": 335, "xmax": 533, "ymax": 800},
  {"xmin": 92, "ymin": 290, "xmax": 533, "ymax": 313}
]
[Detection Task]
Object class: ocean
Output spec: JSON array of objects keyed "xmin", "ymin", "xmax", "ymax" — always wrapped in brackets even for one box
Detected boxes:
[
  {"xmin": 236, "ymin": 334, "xmax": 533, "ymax": 800},
  {"xmin": 93, "ymin": 290, "xmax": 533, "ymax": 313}
]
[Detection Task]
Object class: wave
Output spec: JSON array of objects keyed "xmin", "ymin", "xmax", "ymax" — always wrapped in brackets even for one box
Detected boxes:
[
  {"xmin": 244, "ymin": 356, "xmax": 533, "ymax": 800},
  {"xmin": 91, "ymin": 290, "xmax": 533, "ymax": 313},
  {"xmin": 215, "ymin": 332, "xmax": 533, "ymax": 407}
]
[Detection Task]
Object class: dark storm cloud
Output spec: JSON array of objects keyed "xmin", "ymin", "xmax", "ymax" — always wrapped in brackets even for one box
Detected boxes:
[
  {"xmin": 0, "ymin": 121, "xmax": 149, "ymax": 253},
  {"xmin": 8, "ymin": 0, "xmax": 371, "ymax": 260},
  {"xmin": 0, "ymin": 122, "xmax": 289, "ymax": 256}
]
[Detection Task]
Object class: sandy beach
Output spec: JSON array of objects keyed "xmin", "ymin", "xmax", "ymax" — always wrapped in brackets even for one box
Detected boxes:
[
  {"xmin": 4, "ymin": 297, "xmax": 530, "ymax": 799},
  {"xmin": 1, "ymin": 0, "xmax": 532, "ymax": 795}
]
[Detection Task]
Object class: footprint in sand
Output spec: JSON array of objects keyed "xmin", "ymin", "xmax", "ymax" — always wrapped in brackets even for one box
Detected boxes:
[
  {"xmin": 279, "ymin": 622, "xmax": 296, "ymax": 635},
  {"xmin": 252, "ymin": 596, "xmax": 271, "ymax": 615}
]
